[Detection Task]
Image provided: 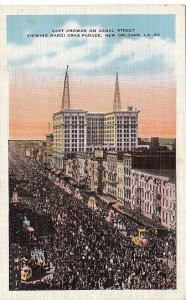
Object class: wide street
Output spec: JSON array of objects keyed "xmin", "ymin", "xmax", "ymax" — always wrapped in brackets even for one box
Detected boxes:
[{"xmin": 9, "ymin": 144, "xmax": 176, "ymax": 290}]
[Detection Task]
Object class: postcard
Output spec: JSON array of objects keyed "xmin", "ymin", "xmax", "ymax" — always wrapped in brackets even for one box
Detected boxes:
[{"xmin": 0, "ymin": 4, "xmax": 185, "ymax": 300}]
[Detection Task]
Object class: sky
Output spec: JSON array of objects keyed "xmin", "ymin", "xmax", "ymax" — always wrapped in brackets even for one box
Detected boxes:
[{"xmin": 7, "ymin": 14, "xmax": 176, "ymax": 140}]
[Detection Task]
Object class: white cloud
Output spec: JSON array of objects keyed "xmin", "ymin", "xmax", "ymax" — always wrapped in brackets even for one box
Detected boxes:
[
  {"xmin": 80, "ymin": 36, "xmax": 175, "ymax": 71},
  {"xmin": 8, "ymin": 20, "xmax": 175, "ymax": 81},
  {"xmin": 7, "ymin": 21, "xmax": 106, "ymax": 67}
]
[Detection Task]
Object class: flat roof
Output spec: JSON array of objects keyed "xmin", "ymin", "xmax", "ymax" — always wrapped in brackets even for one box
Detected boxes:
[
  {"xmin": 133, "ymin": 168, "xmax": 176, "ymax": 183},
  {"xmin": 54, "ymin": 109, "xmax": 88, "ymax": 115},
  {"xmin": 53, "ymin": 108, "xmax": 140, "ymax": 116},
  {"xmin": 87, "ymin": 112, "xmax": 105, "ymax": 115},
  {"xmin": 105, "ymin": 109, "xmax": 140, "ymax": 115}
]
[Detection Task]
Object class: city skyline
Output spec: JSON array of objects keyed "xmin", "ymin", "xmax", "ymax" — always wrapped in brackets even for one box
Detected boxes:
[{"xmin": 9, "ymin": 70, "xmax": 176, "ymax": 140}]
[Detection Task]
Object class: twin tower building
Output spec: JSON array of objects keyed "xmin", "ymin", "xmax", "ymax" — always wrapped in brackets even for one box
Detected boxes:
[{"xmin": 53, "ymin": 66, "xmax": 139, "ymax": 168}]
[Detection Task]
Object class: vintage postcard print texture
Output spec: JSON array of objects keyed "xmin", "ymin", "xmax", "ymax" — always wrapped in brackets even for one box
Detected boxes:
[{"xmin": 0, "ymin": 5, "xmax": 185, "ymax": 300}]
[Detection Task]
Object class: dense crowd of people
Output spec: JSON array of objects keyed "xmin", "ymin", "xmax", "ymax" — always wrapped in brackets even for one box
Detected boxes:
[{"xmin": 9, "ymin": 144, "xmax": 176, "ymax": 290}]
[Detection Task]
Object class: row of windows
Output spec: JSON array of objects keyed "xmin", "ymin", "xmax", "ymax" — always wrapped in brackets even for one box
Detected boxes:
[
  {"xmin": 117, "ymin": 129, "xmax": 130, "ymax": 132},
  {"xmin": 117, "ymin": 133, "xmax": 130, "ymax": 137},
  {"xmin": 124, "ymin": 169, "xmax": 131, "ymax": 176},
  {"xmin": 64, "ymin": 116, "xmax": 84, "ymax": 120},
  {"xmin": 117, "ymin": 143, "xmax": 129, "ymax": 146},
  {"xmin": 64, "ymin": 121, "xmax": 85, "ymax": 125},
  {"xmin": 70, "ymin": 138, "xmax": 84, "ymax": 142},
  {"xmin": 87, "ymin": 120, "xmax": 104, "ymax": 123},
  {"xmin": 69, "ymin": 133, "xmax": 85, "ymax": 137},
  {"xmin": 133, "ymin": 180, "xmax": 175, "ymax": 197},
  {"xmin": 64, "ymin": 147, "xmax": 85, "ymax": 151},
  {"xmin": 64, "ymin": 120, "xmax": 85, "ymax": 123},
  {"xmin": 65, "ymin": 144, "xmax": 84, "ymax": 148},
  {"xmin": 117, "ymin": 142, "xmax": 136, "ymax": 147},
  {"xmin": 64, "ymin": 125, "xmax": 85, "ymax": 128},
  {"xmin": 117, "ymin": 120, "xmax": 134, "ymax": 124},
  {"xmin": 124, "ymin": 159, "xmax": 131, "ymax": 167}
]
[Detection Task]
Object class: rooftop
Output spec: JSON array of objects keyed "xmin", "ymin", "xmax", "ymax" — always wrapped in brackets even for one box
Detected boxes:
[
  {"xmin": 105, "ymin": 108, "xmax": 140, "ymax": 115},
  {"xmin": 87, "ymin": 112, "xmax": 105, "ymax": 115},
  {"xmin": 53, "ymin": 108, "xmax": 88, "ymax": 115},
  {"xmin": 133, "ymin": 168, "xmax": 176, "ymax": 183}
]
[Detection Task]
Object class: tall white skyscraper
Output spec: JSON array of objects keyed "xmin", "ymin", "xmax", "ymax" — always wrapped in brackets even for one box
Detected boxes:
[{"xmin": 52, "ymin": 67, "xmax": 140, "ymax": 168}]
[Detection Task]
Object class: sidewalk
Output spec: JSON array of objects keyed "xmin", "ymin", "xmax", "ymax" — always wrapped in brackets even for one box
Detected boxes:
[{"xmin": 99, "ymin": 195, "xmax": 168, "ymax": 231}]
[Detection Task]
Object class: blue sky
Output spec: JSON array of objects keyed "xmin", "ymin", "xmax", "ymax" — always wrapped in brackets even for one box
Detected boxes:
[{"xmin": 7, "ymin": 14, "xmax": 175, "ymax": 80}]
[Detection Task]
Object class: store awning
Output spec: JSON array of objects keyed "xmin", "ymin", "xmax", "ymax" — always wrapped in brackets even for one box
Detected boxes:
[
  {"xmin": 112, "ymin": 203, "xmax": 125, "ymax": 210},
  {"xmin": 100, "ymin": 195, "xmax": 117, "ymax": 205}
]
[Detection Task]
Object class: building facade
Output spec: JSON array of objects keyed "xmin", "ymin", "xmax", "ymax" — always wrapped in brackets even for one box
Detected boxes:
[
  {"xmin": 63, "ymin": 147, "xmax": 176, "ymax": 230},
  {"xmin": 46, "ymin": 133, "xmax": 53, "ymax": 164},
  {"xmin": 53, "ymin": 106, "xmax": 139, "ymax": 168},
  {"xmin": 52, "ymin": 67, "xmax": 140, "ymax": 168},
  {"xmin": 102, "ymin": 160, "xmax": 108, "ymax": 195},
  {"xmin": 131, "ymin": 169, "xmax": 176, "ymax": 229},
  {"xmin": 87, "ymin": 113, "xmax": 105, "ymax": 151},
  {"xmin": 117, "ymin": 160, "xmax": 124, "ymax": 202},
  {"xmin": 53, "ymin": 109, "xmax": 88, "ymax": 167},
  {"xmin": 106, "ymin": 151, "xmax": 118, "ymax": 198},
  {"xmin": 161, "ymin": 181, "xmax": 176, "ymax": 229},
  {"xmin": 123, "ymin": 154, "xmax": 132, "ymax": 207},
  {"xmin": 104, "ymin": 107, "xmax": 139, "ymax": 151}
]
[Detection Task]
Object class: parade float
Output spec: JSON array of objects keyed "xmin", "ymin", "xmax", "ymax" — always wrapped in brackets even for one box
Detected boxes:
[
  {"xmin": 131, "ymin": 228, "xmax": 149, "ymax": 246},
  {"xmin": 106, "ymin": 210, "xmax": 116, "ymax": 223},
  {"xmin": 87, "ymin": 196, "xmax": 97, "ymax": 210}
]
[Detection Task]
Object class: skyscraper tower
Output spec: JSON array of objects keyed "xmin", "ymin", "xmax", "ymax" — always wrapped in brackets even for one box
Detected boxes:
[
  {"xmin": 113, "ymin": 72, "xmax": 121, "ymax": 111},
  {"xmin": 61, "ymin": 65, "xmax": 70, "ymax": 110}
]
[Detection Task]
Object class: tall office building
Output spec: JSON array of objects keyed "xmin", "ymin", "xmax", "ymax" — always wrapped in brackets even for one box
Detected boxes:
[
  {"xmin": 104, "ymin": 107, "xmax": 139, "ymax": 151},
  {"xmin": 53, "ymin": 66, "xmax": 88, "ymax": 167},
  {"xmin": 87, "ymin": 113, "xmax": 105, "ymax": 151},
  {"xmin": 52, "ymin": 67, "xmax": 140, "ymax": 168},
  {"xmin": 104, "ymin": 73, "xmax": 139, "ymax": 151},
  {"xmin": 53, "ymin": 109, "xmax": 88, "ymax": 167}
]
